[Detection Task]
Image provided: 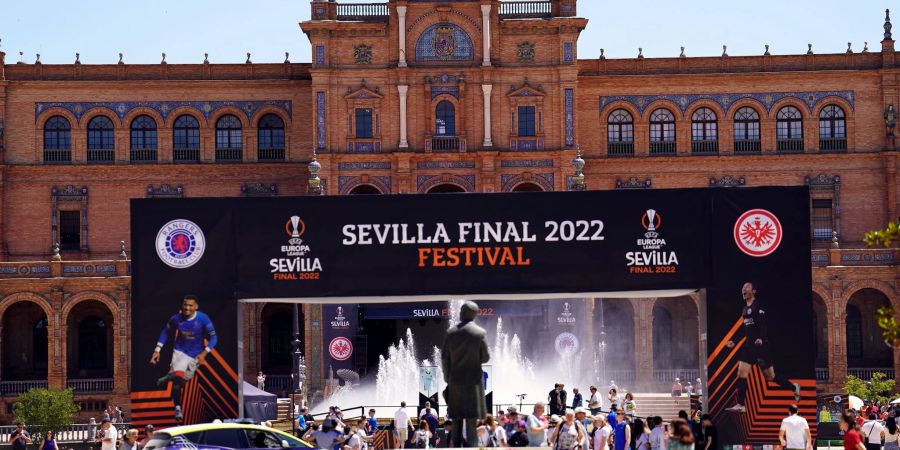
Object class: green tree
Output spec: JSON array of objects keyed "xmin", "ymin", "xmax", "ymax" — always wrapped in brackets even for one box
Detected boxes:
[
  {"xmin": 865, "ymin": 221, "xmax": 900, "ymax": 247},
  {"xmin": 844, "ymin": 372, "xmax": 896, "ymax": 404},
  {"xmin": 13, "ymin": 388, "xmax": 80, "ymax": 438}
]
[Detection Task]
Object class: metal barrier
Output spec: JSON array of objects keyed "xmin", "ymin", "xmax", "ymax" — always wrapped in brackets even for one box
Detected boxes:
[{"xmin": 0, "ymin": 423, "xmax": 131, "ymax": 443}]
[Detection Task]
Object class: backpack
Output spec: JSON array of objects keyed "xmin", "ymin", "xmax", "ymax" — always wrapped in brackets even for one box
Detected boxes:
[
  {"xmin": 485, "ymin": 428, "xmax": 498, "ymax": 448},
  {"xmin": 415, "ymin": 430, "xmax": 428, "ymax": 449}
]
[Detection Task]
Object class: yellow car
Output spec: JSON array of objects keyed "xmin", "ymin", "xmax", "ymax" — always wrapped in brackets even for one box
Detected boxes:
[{"xmin": 143, "ymin": 422, "xmax": 313, "ymax": 450}]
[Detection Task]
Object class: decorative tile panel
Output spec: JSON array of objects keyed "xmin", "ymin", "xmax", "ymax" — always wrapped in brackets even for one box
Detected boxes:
[
  {"xmin": 501, "ymin": 173, "xmax": 555, "ymax": 192},
  {"xmin": 338, "ymin": 162, "xmax": 391, "ymax": 170},
  {"xmin": 616, "ymin": 177, "xmax": 652, "ymax": 189},
  {"xmin": 416, "ymin": 174, "xmax": 475, "ymax": 193},
  {"xmin": 708, "ymin": 176, "xmax": 746, "ymax": 187},
  {"xmin": 338, "ymin": 176, "xmax": 391, "ymax": 195},
  {"xmin": 432, "ymin": 86, "xmax": 461, "ymax": 100},
  {"xmin": 146, "ymin": 184, "xmax": 184, "ymax": 198},
  {"xmin": 564, "ymin": 88, "xmax": 575, "ymax": 147},
  {"xmin": 563, "ymin": 42, "xmax": 574, "ymax": 63},
  {"xmin": 500, "ymin": 159, "xmax": 554, "ymax": 168},
  {"xmin": 315, "ymin": 45, "xmax": 326, "ymax": 66},
  {"xmin": 36, "ymin": 100, "xmax": 292, "ymax": 122},
  {"xmin": 417, "ymin": 161, "xmax": 476, "ymax": 169},
  {"xmin": 240, "ymin": 183, "xmax": 278, "ymax": 197},
  {"xmin": 316, "ymin": 92, "xmax": 326, "ymax": 150},
  {"xmin": 415, "ymin": 23, "xmax": 475, "ymax": 62},
  {"xmin": 599, "ymin": 91, "xmax": 854, "ymax": 115}
]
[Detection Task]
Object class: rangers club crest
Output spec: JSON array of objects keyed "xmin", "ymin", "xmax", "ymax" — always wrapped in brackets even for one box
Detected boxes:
[
  {"xmin": 734, "ymin": 209, "xmax": 783, "ymax": 257},
  {"xmin": 433, "ymin": 26, "xmax": 456, "ymax": 59},
  {"xmin": 156, "ymin": 219, "xmax": 206, "ymax": 268},
  {"xmin": 329, "ymin": 337, "xmax": 353, "ymax": 361},
  {"xmin": 554, "ymin": 332, "xmax": 579, "ymax": 356}
]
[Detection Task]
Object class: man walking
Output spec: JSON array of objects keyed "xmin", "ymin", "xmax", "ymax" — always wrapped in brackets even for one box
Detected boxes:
[
  {"xmin": 393, "ymin": 402, "xmax": 412, "ymax": 449},
  {"xmin": 526, "ymin": 402, "xmax": 548, "ymax": 447},
  {"xmin": 861, "ymin": 413, "xmax": 885, "ymax": 450},
  {"xmin": 549, "ymin": 384, "xmax": 562, "ymax": 416},
  {"xmin": 98, "ymin": 419, "xmax": 118, "ymax": 450},
  {"xmin": 726, "ymin": 282, "xmax": 801, "ymax": 412},
  {"xmin": 779, "ymin": 405, "xmax": 810, "ymax": 450}
]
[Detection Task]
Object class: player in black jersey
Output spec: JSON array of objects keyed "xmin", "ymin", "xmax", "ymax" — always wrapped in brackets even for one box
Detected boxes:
[{"xmin": 725, "ymin": 282, "xmax": 800, "ymax": 412}]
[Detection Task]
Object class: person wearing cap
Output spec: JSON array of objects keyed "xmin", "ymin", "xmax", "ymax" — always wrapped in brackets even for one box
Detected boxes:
[
  {"xmin": 139, "ymin": 424, "xmax": 155, "ymax": 447},
  {"xmin": 97, "ymin": 419, "xmax": 117, "ymax": 450},
  {"xmin": 574, "ymin": 408, "xmax": 591, "ymax": 449},
  {"xmin": 504, "ymin": 406, "xmax": 520, "ymax": 436},
  {"xmin": 508, "ymin": 421, "xmax": 530, "ymax": 447},
  {"xmin": 588, "ymin": 386, "xmax": 602, "ymax": 416},
  {"xmin": 671, "ymin": 378, "xmax": 683, "ymax": 397}
]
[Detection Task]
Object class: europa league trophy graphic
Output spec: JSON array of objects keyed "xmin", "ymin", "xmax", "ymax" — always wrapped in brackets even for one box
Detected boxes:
[
  {"xmin": 290, "ymin": 216, "xmax": 302, "ymax": 239},
  {"xmin": 646, "ymin": 209, "xmax": 657, "ymax": 232}
]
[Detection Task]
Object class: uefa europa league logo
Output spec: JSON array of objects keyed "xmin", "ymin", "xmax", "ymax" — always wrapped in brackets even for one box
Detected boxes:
[
  {"xmin": 643, "ymin": 209, "xmax": 661, "ymax": 238},
  {"xmin": 290, "ymin": 216, "xmax": 302, "ymax": 238}
]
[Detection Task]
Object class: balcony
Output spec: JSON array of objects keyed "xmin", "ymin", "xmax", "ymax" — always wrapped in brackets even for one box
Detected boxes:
[
  {"xmin": 649, "ymin": 141, "xmax": 676, "ymax": 156},
  {"xmin": 776, "ymin": 139, "xmax": 804, "ymax": 153},
  {"xmin": 810, "ymin": 248, "xmax": 898, "ymax": 267},
  {"xmin": 258, "ymin": 147, "xmax": 286, "ymax": 161},
  {"xmin": 313, "ymin": 2, "xmax": 389, "ymax": 22},
  {"xmin": 87, "ymin": 149, "xmax": 115, "ymax": 164},
  {"xmin": 509, "ymin": 137, "xmax": 543, "ymax": 151},
  {"xmin": 43, "ymin": 149, "xmax": 72, "ymax": 163},
  {"xmin": 67, "ymin": 378, "xmax": 114, "ymax": 393},
  {"xmin": 607, "ymin": 141, "xmax": 635, "ymax": 157},
  {"xmin": 499, "ymin": 1, "xmax": 552, "ymax": 19},
  {"xmin": 652, "ymin": 369, "xmax": 700, "ymax": 385},
  {"xmin": 733, "ymin": 139, "xmax": 761, "ymax": 154},
  {"xmin": 0, "ymin": 380, "xmax": 48, "ymax": 396},
  {"xmin": 130, "ymin": 148, "xmax": 158, "ymax": 163},
  {"xmin": 816, "ymin": 367, "xmax": 829, "ymax": 382},
  {"xmin": 848, "ymin": 367, "xmax": 895, "ymax": 380},
  {"xmin": 426, "ymin": 136, "xmax": 466, "ymax": 153},
  {"xmin": 174, "ymin": 147, "xmax": 201, "ymax": 163},
  {"xmin": 216, "ymin": 147, "xmax": 243, "ymax": 162},
  {"xmin": 819, "ymin": 137, "xmax": 848, "ymax": 153},
  {"xmin": 691, "ymin": 140, "xmax": 719, "ymax": 155}
]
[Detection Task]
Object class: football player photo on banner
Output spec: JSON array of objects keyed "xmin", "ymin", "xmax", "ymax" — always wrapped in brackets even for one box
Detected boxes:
[
  {"xmin": 130, "ymin": 199, "xmax": 239, "ymax": 427},
  {"xmin": 706, "ymin": 188, "xmax": 815, "ymax": 443}
]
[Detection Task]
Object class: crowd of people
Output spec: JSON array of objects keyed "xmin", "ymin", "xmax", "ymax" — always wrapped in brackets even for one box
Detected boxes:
[{"xmin": 839, "ymin": 405, "xmax": 900, "ymax": 450}]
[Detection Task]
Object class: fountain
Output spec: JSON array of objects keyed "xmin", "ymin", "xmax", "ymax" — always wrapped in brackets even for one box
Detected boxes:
[{"xmin": 311, "ymin": 299, "xmax": 602, "ymax": 417}]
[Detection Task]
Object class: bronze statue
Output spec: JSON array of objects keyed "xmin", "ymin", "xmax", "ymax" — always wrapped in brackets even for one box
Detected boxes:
[
  {"xmin": 442, "ymin": 301, "xmax": 490, "ymax": 447},
  {"xmin": 885, "ymin": 105, "xmax": 897, "ymax": 137}
]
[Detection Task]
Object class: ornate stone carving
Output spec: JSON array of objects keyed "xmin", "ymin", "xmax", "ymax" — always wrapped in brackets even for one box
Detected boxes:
[
  {"xmin": 146, "ymin": 184, "xmax": 184, "ymax": 198},
  {"xmin": 353, "ymin": 44, "xmax": 373, "ymax": 64},
  {"xmin": 241, "ymin": 183, "xmax": 278, "ymax": 197},
  {"xmin": 516, "ymin": 42, "xmax": 535, "ymax": 62},
  {"xmin": 709, "ymin": 176, "xmax": 746, "ymax": 187},
  {"xmin": 615, "ymin": 177, "xmax": 652, "ymax": 189}
]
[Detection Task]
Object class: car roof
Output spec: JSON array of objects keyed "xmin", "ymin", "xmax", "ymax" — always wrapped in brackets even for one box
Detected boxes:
[{"xmin": 161, "ymin": 423, "xmax": 287, "ymax": 435}]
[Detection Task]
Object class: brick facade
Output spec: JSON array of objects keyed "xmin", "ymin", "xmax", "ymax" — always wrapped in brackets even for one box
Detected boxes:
[{"xmin": 0, "ymin": 0, "xmax": 897, "ymax": 419}]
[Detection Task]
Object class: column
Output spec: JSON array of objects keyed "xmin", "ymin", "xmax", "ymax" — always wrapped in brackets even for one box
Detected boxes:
[
  {"xmin": 482, "ymin": 84, "xmax": 493, "ymax": 147},
  {"xmin": 398, "ymin": 85, "xmax": 409, "ymax": 148},
  {"xmin": 397, "ymin": 6, "xmax": 408, "ymax": 67},
  {"xmin": 481, "ymin": 4, "xmax": 492, "ymax": 66}
]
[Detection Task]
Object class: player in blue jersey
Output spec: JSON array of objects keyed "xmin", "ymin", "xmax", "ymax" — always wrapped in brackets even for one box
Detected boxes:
[{"xmin": 150, "ymin": 294, "xmax": 218, "ymax": 422}]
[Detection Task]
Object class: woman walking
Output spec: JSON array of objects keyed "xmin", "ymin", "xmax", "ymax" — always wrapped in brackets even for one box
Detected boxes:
[
  {"xmin": 840, "ymin": 412, "xmax": 865, "ymax": 450},
  {"xmin": 550, "ymin": 410, "xmax": 585, "ymax": 450},
  {"xmin": 37, "ymin": 431, "xmax": 56, "ymax": 450}
]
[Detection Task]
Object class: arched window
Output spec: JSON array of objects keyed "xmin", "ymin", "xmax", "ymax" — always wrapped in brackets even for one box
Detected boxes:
[
  {"xmin": 819, "ymin": 105, "xmax": 847, "ymax": 151},
  {"xmin": 733, "ymin": 107, "xmax": 761, "ymax": 153},
  {"xmin": 87, "ymin": 116, "xmax": 115, "ymax": 163},
  {"xmin": 348, "ymin": 185, "xmax": 382, "ymax": 195},
  {"xmin": 258, "ymin": 114, "xmax": 286, "ymax": 161},
  {"xmin": 43, "ymin": 116, "xmax": 72, "ymax": 163},
  {"xmin": 845, "ymin": 304, "xmax": 862, "ymax": 359},
  {"xmin": 649, "ymin": 108, "xmax": 676, "ymax": 155},
  {"xmin": 77, "ymin": 316, "xmax": 108, "ymax": 371},
  {"xmin": 776, "ymin": 106, "xmax": 804, "ymax": 152},
  {"xmin": 607, "ymin": 109, "xmax": 634, "ymax": 156},
  {"xmin": 690, "ymin": 107, "xmax": 718, "ymax": 154},
  {"xmin": 173, "ymin": 115, "xmax": 200, "ymax": 162},
  {"xmin": 435, "ymin": 101, "xmax": 456, "ymax": 136},
  {"xmin": 512, "ymin": 183, "xmax": 543, "ymax": 192},
  {"xmin": 215, "ymin": 115, "xmax": 243, "ymax": 162},
  {"xmin": 130, "ymin": 115, "xmax": 158, "ymax": 162}
]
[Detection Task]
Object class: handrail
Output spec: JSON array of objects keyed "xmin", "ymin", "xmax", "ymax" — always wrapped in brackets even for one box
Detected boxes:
[{"xmin": 499, "ymin": 1, "xmax": 552, "ymax": 19}]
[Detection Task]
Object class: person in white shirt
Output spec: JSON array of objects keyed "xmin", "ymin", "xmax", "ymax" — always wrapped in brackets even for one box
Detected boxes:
[
  {"xmin": 648, "ymin": 417, "xmax": 667, "ymax": 450},
  {"xmin": 99, "ymin": 419, "xmax": 118, "ymax": 450},
  {"xmin": 861, "ymin": 413, "xmax": 886, "ymax": 450},
  {"xmin": 394, "ymin": 402, "xmax": 412, "ymax": 449},
  {"xmin": 419, "ymin": 401, "xmax": 435, "ymax": 418},
  {"xmin": 779, "ymin": 405, "xmax": 811, "ymax": 450},
  {"xmin": 592, "ymin": 415, "xmax": 612, "ymax": 450},
  {"xmin": 588, "ymin": 386, "xmax": 602, "ymax": 415}
]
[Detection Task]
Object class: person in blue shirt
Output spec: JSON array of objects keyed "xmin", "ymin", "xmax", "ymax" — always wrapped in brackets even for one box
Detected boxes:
[
  {"xmin": 150, "ymin": 294, "xmax": 218, "ymax": 422},
  {"xmin": 366, "ymin": 409, "xmax": 378, "ymax": 436}
]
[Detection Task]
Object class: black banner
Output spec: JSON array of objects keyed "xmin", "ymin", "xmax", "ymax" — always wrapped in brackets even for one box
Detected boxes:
[{"xmin": 131, "ymin": 187, "xmax": 814, "ymax": 444}]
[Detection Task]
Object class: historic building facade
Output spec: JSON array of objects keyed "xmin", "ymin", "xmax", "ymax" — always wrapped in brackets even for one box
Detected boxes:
[{"xmin": 0, "ymin": 0, "xmax": 898, "ymax": 418}]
